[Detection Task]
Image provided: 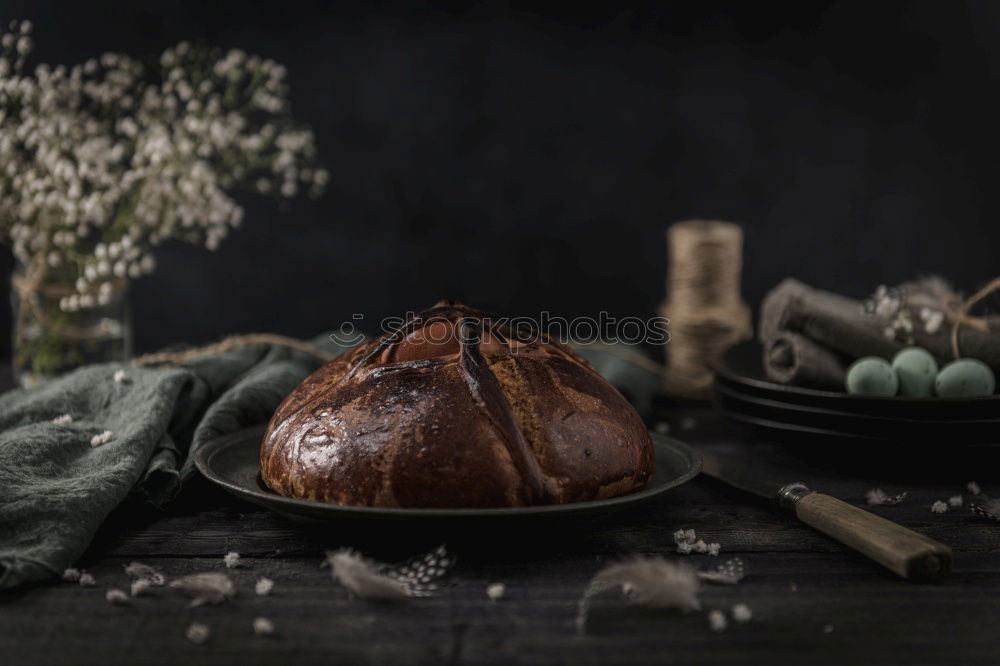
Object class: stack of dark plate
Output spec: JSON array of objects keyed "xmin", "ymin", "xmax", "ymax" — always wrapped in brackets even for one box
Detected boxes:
[{"xmin": 712, "ymin": 341, "xmax": 1000, "ymax": 446}]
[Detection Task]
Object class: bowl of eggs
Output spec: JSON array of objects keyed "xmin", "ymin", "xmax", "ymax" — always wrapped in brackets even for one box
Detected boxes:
[{"xmin": 712, "ymin": 342, "xmax": 1000, "ymax": 446}]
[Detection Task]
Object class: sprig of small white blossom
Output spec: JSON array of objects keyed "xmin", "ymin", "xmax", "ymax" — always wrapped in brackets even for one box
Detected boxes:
[
  {"xmin": 90, "ymin": 429, "xmax": 113, "ymax": 447},
  {"xmin": 673, "ymin": 528, "xmax": 720, "ymax": 555},
  {"xmin": 253, "ymin": 617, "xmax": 276, "ymax": 637},
  {"xmin": 865, "ymin": 488, "xmax": 906, "ymax": 506},
  {"xmin": 930, "ymin": 500, "xmax": 948, "ymax": 514},
  {"xmin": 0, "ymin": 19, "xmax": 326, "ymax": 312},
  {"xmin": 254, "ymin": 577, "xmax": 274, "ymax": 596},
  {"xmin": 708, "ymin": 609, "xmax": 728, "ymax": 632},
  {"xmin": 731, "ymin": 603, "xmax": 753, "ymax": 623},
  {"xmin": 186, "ymin": 622, "xmax": 210, "ymax": 645}
]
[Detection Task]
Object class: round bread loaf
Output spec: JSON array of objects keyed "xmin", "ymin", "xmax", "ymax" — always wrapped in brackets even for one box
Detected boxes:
[{"xmin": 260, "ymin": 301, "xmax": 654, "ymax": 507}]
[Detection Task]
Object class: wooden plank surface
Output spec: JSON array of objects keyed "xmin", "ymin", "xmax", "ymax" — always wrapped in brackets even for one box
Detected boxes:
[{"xmin": 2, "ymin": 409, "xmax": 999, "ymax": 665}]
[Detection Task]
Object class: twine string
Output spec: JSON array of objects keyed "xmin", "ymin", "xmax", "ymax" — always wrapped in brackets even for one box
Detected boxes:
[{"xmin": 944, "ymin": 276, "xmax": 1000, "ymax": 359}]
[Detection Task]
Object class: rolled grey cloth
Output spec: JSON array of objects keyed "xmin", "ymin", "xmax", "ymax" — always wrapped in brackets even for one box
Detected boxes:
[
  {"xmin": 759, "ymin": 277, "xmax": 1000, "ymax": 388},
  {"xmin": 764, "ymin": 331, "xmax": 846, "ymax": 388}
]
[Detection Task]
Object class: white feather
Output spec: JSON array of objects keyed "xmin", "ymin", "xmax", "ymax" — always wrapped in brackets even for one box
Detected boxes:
[
  {"xmin": 169, "ymin": 572, "xmax": 235, "ymax": 606},
  {"xmin": 576, "ymin": 555, "xmax": 700, "ymax": 631}
]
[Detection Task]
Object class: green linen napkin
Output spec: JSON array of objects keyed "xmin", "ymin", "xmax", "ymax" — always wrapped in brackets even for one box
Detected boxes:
[
  {"xmin": 0, "ymin": 335, "xmax": 661, "ymax": 590},
  {"xmin": 0, "ymin": 334, "xmax": 352, "ymax": 589}
]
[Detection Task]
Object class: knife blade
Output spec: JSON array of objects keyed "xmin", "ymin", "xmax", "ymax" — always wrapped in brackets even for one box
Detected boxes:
[{"xmin": 698, "ymin": 446, "xmax": 953, "ymax": 581}]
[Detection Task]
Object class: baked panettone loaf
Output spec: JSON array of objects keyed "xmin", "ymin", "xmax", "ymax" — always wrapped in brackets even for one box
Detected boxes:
[{"xmin": 260, "ymin": 301, "xmax": 654, "ymax": 507}]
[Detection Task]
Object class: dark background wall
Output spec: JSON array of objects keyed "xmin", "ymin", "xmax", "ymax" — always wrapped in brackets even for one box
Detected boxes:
[{"xmin": 3, "ymin": 0, "xmax": 1000, "ymax": 355}]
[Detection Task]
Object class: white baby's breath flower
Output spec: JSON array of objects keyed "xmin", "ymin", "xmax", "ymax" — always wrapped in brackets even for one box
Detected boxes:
[
  {"xmin": 90, "ymin": 429, "xmax": 113, "ymax": 447},
  {"xmin": 129, "ymin": 578, "xmax": 151, "ymax": 597},
  {"xmin": 0, "ymin": 21, "xmax": 324, "ymax": 314},
  {"xmin": 708, "ymin": 610, "xmax": 728, "ymax": 632},
  {"xmin": 865, "ymin": 488, "xmax": 906, "ymax": 506},
  {"xmin": 866, "ymin": 488, "xmax": 888, "ymax": 505},
  {"xmin": 223, "ymin": 551, "xmax": 241, "ymax": 569},
  {"xmin": 255, "ymin": 577, "xmax": 274, "ymax": 596},
  {"xmin": 253, "ymin": 617, "xmax": 275, "ymax": 637},
  {"xmin": 948, "ymin": 495, "xmax": 963, "ymax": 507},
  {"xmin": 931, "ymin": 501, "xmax": 948, "ymax": 514},
  {"xmin": 52, "ymin": 413, "xmax": 73, "ymax": 425},
  {"xmin": 731, "ymin": 603, "xmax": 753, "ymax": 623},
  {"xmin": 486, "ymin": 582, "xmax": 505, "ymax": 601},
  {"xmin": 186, "ymin": 623, "xmax": 210, "ymax": 645}
]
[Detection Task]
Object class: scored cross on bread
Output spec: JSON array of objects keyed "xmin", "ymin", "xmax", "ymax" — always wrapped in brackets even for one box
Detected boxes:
[{"xmin": 260, "ymin": 301, "xmax": 654, "ymax": 508}]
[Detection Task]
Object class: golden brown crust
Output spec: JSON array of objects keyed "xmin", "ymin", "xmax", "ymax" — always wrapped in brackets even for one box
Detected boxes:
[{"xmin": 260, "ymin": 301, "xmax": 654, "ymax": 507}]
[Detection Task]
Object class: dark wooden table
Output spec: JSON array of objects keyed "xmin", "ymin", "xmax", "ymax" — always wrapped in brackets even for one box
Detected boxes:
[{"xmin": 2, "ymin": 406, "xmax": 998, "ymax": 666}]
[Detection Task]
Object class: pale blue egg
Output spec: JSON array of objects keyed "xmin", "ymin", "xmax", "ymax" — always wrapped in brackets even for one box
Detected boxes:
[
  {"xmin": 846, "ymin": 356, "xmax": 898, "ymax": 396},
  {"xmin": 891, "ymin": 347, "xmax": 938, "ymax": 397},
  {"xmin": 934, "ymin": 359, "xmax": 996, "ymax": 397}
]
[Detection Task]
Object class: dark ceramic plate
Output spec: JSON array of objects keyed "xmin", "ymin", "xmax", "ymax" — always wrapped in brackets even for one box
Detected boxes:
[
  {"xmin": 713, "ymin": 398, "xmax": 886, "ymax": 443},
  {"xmin": 716, "ymin": 386, "xmax": 999, "ymax": 445},
  {"xmin": 194, "ymin": 425, "xmax": 701, "ymax": 523},
  {"xmin": 713, "ymin": 341, "xmax": 1000, "ymax": 420},
  {"xmin": 715, "ymin": 382, "xmax": 1000, "ymax": 443}
]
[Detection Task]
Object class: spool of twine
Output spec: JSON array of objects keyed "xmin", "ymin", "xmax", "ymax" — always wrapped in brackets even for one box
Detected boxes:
[{"xmin": 660, "ymin": 220, "xmax": 751, "ymax": 399}]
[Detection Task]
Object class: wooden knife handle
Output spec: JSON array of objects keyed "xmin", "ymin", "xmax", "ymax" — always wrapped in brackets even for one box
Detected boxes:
[{"xmin": 794, "ymin": 492, "xmax": 952, "ymax": 581}]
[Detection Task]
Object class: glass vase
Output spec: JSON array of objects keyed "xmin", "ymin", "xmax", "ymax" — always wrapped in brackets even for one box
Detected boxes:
[{"xmin": 11, "ymin": 266, "xmax": 132, "ymax": 387}]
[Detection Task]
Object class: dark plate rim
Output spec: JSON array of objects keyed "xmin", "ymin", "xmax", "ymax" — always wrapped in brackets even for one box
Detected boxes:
[
  {"xmin": 717, "ymin": 398, "xmax": 1000, "ymax": 446},
  {"xmin": 712, "ymin": 340, "xmax": 1000, "ymax": 404},
  {"xmin": 194, "ymin": 426, "xmax": 701, "ymax": 518},
  {"xmin": 716, "ymin": 406, "xmax": 889, "ymax": 441},
  {"xmin": 714, "ymin": 380, "xmax": 1000, "ymax": 425}
]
